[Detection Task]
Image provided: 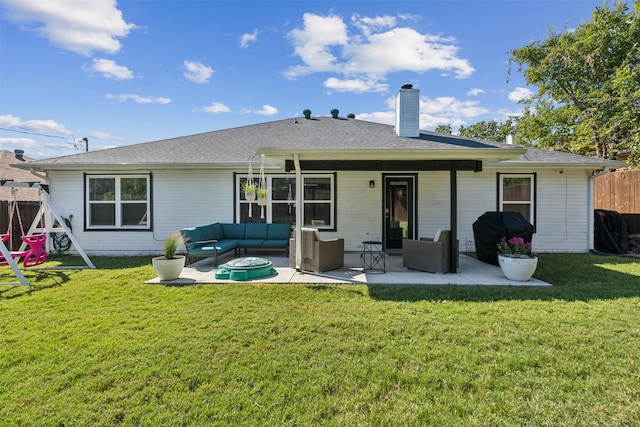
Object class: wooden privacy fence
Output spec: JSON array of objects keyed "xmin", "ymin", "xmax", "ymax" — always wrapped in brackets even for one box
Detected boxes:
[
  {"xmin": 0, "ymin": 200, "xmax": 41, "ymax": 250},
  {"xmin": 594, "ymin": 169, "xmax": 640, "ymax": 233},
  {"xmin": 594, "ymin": 170, "xmax": 640, "ymax": 214}
]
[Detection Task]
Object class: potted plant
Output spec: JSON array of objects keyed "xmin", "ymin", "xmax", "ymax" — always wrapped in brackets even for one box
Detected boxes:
[
  {"xmin": 243, "ymin": 182, "xmax": 257, "ymax": 200},
  {"xmin": 152, "ymin": 231, "xmax": 186, "ymax": 281},
  {"xmin": 497, "ymin": 236, "xmax": 538, "ymax": 281},
  {"xmin": 243, "ymin": 182, "xmax": 256, "ymax": 217},
  {"xmin": 256, "ymin": 187, "xmax": 268, "ymax": 218},
  {"xmin": 257, "ymin": 187, "xmax": 268, "ymax": 205}
]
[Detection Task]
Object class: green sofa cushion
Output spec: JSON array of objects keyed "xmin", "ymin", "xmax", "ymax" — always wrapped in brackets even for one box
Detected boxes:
[
  {"xmin": 200, "ymin": 224, "xmax": 218, "ymax": 241},
  {"xmin": 181, "ymin": 227, "xmax": 204, "ymax": 250},
  {"xmin": 245, "ymin": 223, "xmax": 268, "ymax": 240},
  {"xmin": 238, "ymin": 239, "xmax": 265, "ymax": 248},
  {"xmin": 268, "ymin": 223, "xmax": 291, "ymax": 240},
  {"xmin": 221, "ymin": 223, "xmax": 245, "ymax": 239},
  {"xmin": 262, "ymin": 239, "xmax": 288, "ymax": 248},
  {"xmin": 211, "ymin": 223, "xmax": 224, "ymax": 240},
  {"xmin": 214, "ymin": 240, "xmax": 240, "ymax": 253}
]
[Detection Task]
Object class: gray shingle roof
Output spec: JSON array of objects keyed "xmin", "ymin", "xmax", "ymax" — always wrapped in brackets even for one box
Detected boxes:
[
  {"xmin": 0, "ymin": 150, "xmax": 45, "ymax": 201},
  {"xmin": 18, "ymin": 116, "xmax": 625, "ymax": 170}
]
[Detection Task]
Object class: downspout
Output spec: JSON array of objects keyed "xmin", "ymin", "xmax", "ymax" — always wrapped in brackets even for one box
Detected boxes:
[
  {"xmin": 294, "ymin": 153, "xmax": 302, "ymax": 270},
  {"xmin": 588, "ymin": 171, "xmax": 594, "ymax": 251}
]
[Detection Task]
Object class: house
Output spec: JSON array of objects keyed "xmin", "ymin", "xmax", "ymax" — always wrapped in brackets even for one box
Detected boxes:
[
  {"xmin": 1, "ymin": 149, "xmax": 44, "ymax": 202},
  {"xmin": 14, "ymin": 85, "xmax": 625, "ymax": 271},
  {"xmin": 1, "ymin": 149, "xmax": 46, "ymax": 249}
]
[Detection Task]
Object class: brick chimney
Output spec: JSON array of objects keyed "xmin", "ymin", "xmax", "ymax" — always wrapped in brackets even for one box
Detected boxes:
[{"xmin": 395, "ymin": 84, "xmax": 420, "ymax": 137}]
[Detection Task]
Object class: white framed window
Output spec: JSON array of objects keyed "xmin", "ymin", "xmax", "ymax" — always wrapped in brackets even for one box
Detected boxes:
[
  {"xmin": 86, "ymin": 174, "xmax": 150, "ymax": 229},
  {"xmin": 498, "ymin": 173, "xmax": 536, "ymax": 227},
  {"xmin": 236, "ymin": 174, "xmax": 335, "ymax": 229}
]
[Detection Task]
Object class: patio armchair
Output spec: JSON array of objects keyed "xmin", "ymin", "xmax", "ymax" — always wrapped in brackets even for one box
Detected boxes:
[
  {"xmin": 289, "ymin": 227, "xmax": 344, "ymax": 273},
  {"xmin": 402, "ymin": 230, "xmax": 457, "ymax": 273}
]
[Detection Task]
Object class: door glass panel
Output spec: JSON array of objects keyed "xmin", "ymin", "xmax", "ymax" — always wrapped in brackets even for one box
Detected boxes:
[
  {"xmin": 385, "ymin": 177, "xmax": 414, "ymax": 249},
  {"xmin": 390, "ymin": 182, "xmax": 409, "ymax": 239}
]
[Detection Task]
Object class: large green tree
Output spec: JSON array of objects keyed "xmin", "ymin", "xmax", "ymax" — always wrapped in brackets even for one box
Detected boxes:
[
  {"xmin": 509, "ymin": 0, "xmax": 640, "ymax": 164},
  {"xmin": 457, "ymin": 119, "xmax": 515, "ymax": 142}
]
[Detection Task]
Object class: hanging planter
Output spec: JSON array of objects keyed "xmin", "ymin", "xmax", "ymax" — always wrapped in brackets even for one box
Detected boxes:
[
  {"xmin": 258, "ymin": 160, "xmax": 268, "ymax": 219},
  {"xmin": 257, "ymin": 187, "xmax": 268, "ymax": 204},
  {"xmin": 244, "ymin": 161, "xmax": 256, "ymax": 217}
]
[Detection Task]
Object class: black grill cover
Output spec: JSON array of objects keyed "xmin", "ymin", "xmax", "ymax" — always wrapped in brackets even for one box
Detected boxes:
[
  {"xmin": 594, "ymin": 209, "xmax": 629, "ymax": 254},
  {"xmin": 473, "ymin": 212, "xmax": 534, "ymax": 265}
]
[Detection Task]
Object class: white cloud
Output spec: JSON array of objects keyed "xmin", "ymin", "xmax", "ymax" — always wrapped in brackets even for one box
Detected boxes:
[
  {"xmin": 351, "ymin": 14, "xmax": 397, "ymax": 36},
  {"xmin": 255, "ymin": 105, "xmax": 278, "ymax": 116},
  {"xmin": 467, "ymin": 88, "xmax": 485, "ymax": 96},
  {"xmin": 285, "ymin": 13, "xmax": 348, "ymax": 77},
  {"xmin": 183, "ymin": 61, "xmax": 214, "ymax": 84},
  {"xmin": 106, "ymin": 94, "xmax": 171, "ymax": 104},
  {"xmin": 89, "ymin": 130, "xmax": 113, "ymax": 139},
  {"xmin": 358, "ymin": 94, "xmax": 489, "ymax": 131},
  {"xmin": 240, "ymin": 29, "xmax": 258, "ymax": 48},
  {"xmin": 0, "ymin": 137, "xmax": 39, "ymax": 149},
  {"xmin": 285, "ymin": 13, "xmax": 474, "ymax": 90},
  {"xmin": 2, "ymin": 0, "xmax": 136, "ymax": 56},
  {"xmin": 0, "ymin": 115, "xmax": 21, "ymax": 127},
  {"xmin": 239, "ymin": 105, "xmax": 278, "ymax": 116},
  {"xmin": 355, "ymin": 111, "xmax": 395, "ymax": 126},
  {"xmin": 508, "ymin": 86, "xmax": 533, "ymax": 102},
  {"xmin": 0, "ymin": 114, "xmax": 73, "ymax": 135},
  {"xmin": 89, "ymin": 58, "xmax": 134, "ymax": 80},
  {"xmin": 324, "ymin": 77, "xmax": 388, "ymax": 93},
  {"xmin": 202, "ymin": 102, "xmax": 231, "ymax": 114}
]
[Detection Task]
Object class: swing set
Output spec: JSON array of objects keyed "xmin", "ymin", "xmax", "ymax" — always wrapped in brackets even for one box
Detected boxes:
[{"xmin": 0, "ymin": 180, "xmax": 95, "ymax": 287}]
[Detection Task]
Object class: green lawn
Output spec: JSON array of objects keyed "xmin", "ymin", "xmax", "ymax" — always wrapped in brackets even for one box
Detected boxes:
[{"xmin": 1, "ymin": 253, "xmax": 639, "ymax": 426}]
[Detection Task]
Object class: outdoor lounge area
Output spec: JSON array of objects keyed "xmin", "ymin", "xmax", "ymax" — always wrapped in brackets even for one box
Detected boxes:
[{"xmin": 146, "ymin": 250, "xmax": 552, "ymax": 286}]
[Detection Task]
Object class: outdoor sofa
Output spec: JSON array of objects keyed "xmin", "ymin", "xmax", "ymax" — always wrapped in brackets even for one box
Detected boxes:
[{"xmin": 181, "ymin": 222, "xmax": 291, "ymax": 265}]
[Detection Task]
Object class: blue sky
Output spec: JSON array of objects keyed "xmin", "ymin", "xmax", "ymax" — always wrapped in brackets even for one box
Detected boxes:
[{"xmin": 0, "ymin": 0, "xmax": 615, "ymax": 159}]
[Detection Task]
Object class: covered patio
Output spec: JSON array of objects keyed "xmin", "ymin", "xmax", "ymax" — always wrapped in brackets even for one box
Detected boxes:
[{"xmin": 146, "ymin": 251, "xmax": 552, "ymax": 286}]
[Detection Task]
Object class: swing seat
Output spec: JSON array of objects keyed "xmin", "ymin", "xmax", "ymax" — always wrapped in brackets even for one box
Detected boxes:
[{"xmin": 0, "ymin": 234, "xmax": 48, "ymax": 268}]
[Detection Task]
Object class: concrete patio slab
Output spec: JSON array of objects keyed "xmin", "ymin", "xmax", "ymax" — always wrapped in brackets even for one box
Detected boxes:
[{"xmin": 146, "ymin": 252, "xmax": 552, "ymax": 287}]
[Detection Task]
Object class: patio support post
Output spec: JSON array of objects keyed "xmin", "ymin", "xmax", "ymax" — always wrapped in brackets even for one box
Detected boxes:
[
  {"xmin": 294, "ymin": 153, "xmax": 302, "ymax": 271},
  {"xmin": 588, "ymin": 172, "xmax": 595, "ymax": 251},
  {"xmin": 450, "ymin": 168, "xmax": 458, "ymax": 273}
]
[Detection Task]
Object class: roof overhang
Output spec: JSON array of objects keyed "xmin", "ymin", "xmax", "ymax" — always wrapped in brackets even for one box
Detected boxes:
[
  {"xmin": 12, "ymin": 161, "xmax": 282, "ymax": 172},
  {"xmin": 258, "ymin": 147, "xmax": 527, "ymax": 162},
  {"xmin": 259, "ymin": 147, "xmax": 526, "ymax": 172},
  {"xmin": 495, "ymin": 160, "xmax": 629, "ymax": 169}
]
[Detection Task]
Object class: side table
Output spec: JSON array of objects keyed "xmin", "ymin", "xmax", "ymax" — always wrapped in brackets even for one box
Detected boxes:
[{"xmin": 361, "ymin": 241, "xmax": 385, "ymax": 273}]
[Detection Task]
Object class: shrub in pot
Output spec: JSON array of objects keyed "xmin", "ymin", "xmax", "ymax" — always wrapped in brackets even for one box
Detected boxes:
[{"xmin": 152, "ymin": 232, "xmax": 186, "ymax": 281}]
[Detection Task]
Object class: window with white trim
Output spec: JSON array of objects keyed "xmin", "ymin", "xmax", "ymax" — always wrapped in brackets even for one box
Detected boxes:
[
  {"xmin": 498, "ymin": 173, "xmax": 536, "ymax": 227},
  {"xmin": 237, "ymin": 174, "xmax": 335, "ymax": 229},
  {"xmin": 86, "ymin": 175, "xmax": 150, "ymax": 229}
]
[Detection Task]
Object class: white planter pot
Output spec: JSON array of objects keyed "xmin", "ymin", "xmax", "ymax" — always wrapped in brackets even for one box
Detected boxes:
[
  {"xmin": 498, "ymin": 255, "xmax": 538, "ymax": 281},
  {"xmin": 152, "ymin": 255, "xmax": 186, "ymax": 281}
]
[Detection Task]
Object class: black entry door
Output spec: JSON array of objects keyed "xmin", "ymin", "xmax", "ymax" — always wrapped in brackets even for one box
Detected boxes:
[{"xmin": 384, "ymin": 176, "xmax": 415, "ymax": 249}]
